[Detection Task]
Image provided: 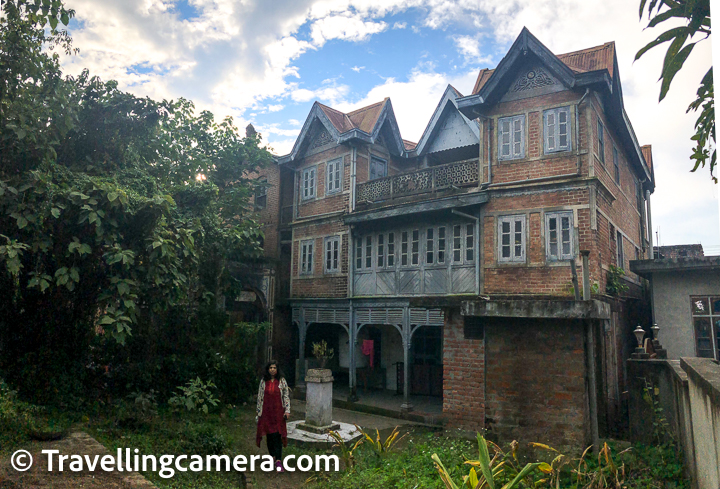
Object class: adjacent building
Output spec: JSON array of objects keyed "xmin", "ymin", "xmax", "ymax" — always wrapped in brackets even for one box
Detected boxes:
[{"xmin": 251, "ymin": 28, "xmax": 656, "ymax": 449}]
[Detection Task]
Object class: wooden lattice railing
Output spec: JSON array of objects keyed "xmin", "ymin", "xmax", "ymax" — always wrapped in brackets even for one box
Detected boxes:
[{"xmin": 356, "ymin": 159, "xmax": 480, "ymax": 203}]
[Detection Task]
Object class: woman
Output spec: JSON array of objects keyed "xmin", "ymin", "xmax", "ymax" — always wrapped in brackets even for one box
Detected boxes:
[{"xmin": 255, "ymin": 360, "xmax": 291, "ymax": 470}]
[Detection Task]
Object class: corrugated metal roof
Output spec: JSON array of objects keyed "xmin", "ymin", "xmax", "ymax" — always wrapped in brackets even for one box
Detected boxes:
[
  {"xmin": 317, "ymin": 99, "xmax": 388, "ymax": 134},
  {"xmin": 641, "ymin": 145, "xmax": 653, "ymax": 171},
  {"xmin": 471, "ymin": 42, "xmax": 616, "ymax": 94},
  {"xmin": 403, "ymin": 139, "xmax": 417, "ymax": 150}
]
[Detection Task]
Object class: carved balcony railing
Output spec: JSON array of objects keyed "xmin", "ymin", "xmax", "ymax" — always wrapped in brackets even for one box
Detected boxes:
[{"xmin": 356, "ymin": 158, "xmax": 480, "ymax": 204}]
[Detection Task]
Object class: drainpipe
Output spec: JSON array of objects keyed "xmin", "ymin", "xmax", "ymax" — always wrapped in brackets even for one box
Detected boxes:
[
  {"xmin": 350, "ymin": 145, "xmax": 357, "ymax": 212},
  {"xmin": 452, "ymin": 209, "xmax": 480, "ymax": 293},
  {"xmin": 581, "ymin": 250, "xmax": 591, "ymax": 300},
  {"xmin": 576, "ymin": 89, "xmax": 590, "ymax": 174},
  {"xmin": 586, "ymin": 320, "xmax": 600, "ymax": 457},
  {"xmin": 645, "ymin": 189, "xmax": 654, "ymax": 258}
]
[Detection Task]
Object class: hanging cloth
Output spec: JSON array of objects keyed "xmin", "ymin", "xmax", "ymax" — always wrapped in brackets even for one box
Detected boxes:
[{"xmin": 362, "ymin": 339, "xmax": 374, "ymax": 368}]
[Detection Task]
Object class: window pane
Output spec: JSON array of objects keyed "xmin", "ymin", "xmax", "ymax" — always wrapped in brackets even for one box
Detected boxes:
[
  {"xmin": 561, "ymin": 217, "xmax": 571, "ymax": 255},
  {"xmin": 333, "ymin": 240, "xmax": 338, "ymax": 270},
  {"xmin": 401, "ymin": 231, "xmax": 408, "ymax": 266},
  {"xmin": 466, "ymin": 224, "xmax": 474, "ymax": 261},
  {"xmin": 426, "ymin": 228, "xmax": 434, "ymax": 264},
  {"xmin": 548, "ymin": 217, "xmax": 557, "ymax": 256},
  {"xmin": 514, "ymin": 220, "xmax": 523, "ymax": 258},
  {"xmin": 547, "ymin": 112, "xmax": 555, "ymax": 150},
  {"xmin": 388, "ymin": 233, "xmax": 395, "ymax": 267},
  {"xmin": 502, "ymin": 232, "xmax": 510, "ymax": 246},
  {"xmin": 438, "ymin": 227, "xmax": 445, "ymax": 263},
  {"xmin": 356, "ymin": 238, "xmax": 362, "ymax": 269},
  {"xmin": 377, "ymin": 234, "xmax": 384, "ymax": 268},
  {"xmin": 692, "ymin": 298, "xmax": 710, "ymax": 315},
  {"xmin": 694, "ymin": 317, "xmax": 714, "ymax": 357},
  {"xmin": 366, "ymin": 236, "xmax": 372, "ymax": 268},
  {"xmin": 453, "ymin": 225, "xmax": 461, "ymax": 262},
  {"xmin": 711, "ymin": 297, "xmax": 720, "ymax": 315},
  {"xmin": 412, "ymin": 229, "xmax": 419, "ymax": 265},
  {"xmin": 326, "ymin": 243, "xmax": 332, "ymax": 270}
]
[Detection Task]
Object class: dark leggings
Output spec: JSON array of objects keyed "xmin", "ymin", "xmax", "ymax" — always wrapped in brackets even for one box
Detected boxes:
[{"xmin": 266, "ymin": 432, "xmax": 283, "ymax": 460}]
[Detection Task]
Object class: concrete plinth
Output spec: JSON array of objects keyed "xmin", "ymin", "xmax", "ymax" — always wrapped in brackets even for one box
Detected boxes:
[{"xmin": 303, "ymin": 368, "xmax": 334, "ymax": 430}]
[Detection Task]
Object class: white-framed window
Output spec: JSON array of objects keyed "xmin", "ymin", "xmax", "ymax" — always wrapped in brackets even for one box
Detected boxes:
[
  {"xmin": 411, "ymin": 229, "xmax": 419, "ymax": 265},
  {"xmin": 426, "ymin": 228, "xmax": 435, "ymax": 265},
  {"xmin": 544, "ymin": 107, "xmax": 571, "ymax": 153},
  {"xmin": 369, "ymin": 156, "xmax": 387, "ymax": 180},
  {"xmin": 691, "ymin": 297, "xmax": 720, "ymax": 359},
  {"xmin": 498, "ymin": 215, "xmax": 526, "ymax": 263},
  {"xmin": 498, "ymin": 114, "xmax": 525, "ymax": 161},
  {"xmin": 326, "ymin": 158, "xmax": 343, "ymax": 194},
  {"xmin": 324, "ymin": 236, "xmax": 340, "ymax": 273},
  {"xmin": 401, "ymin": 231, "xmax": 409, "ymax": 266},
  {"xmin": 387, "ymin": 233, "xmax": 395, "ymax": 267},
  {"xmin": 437, "ymin": 227, "xmax": 446, "ymax": 264},
  {"xmin": 377, "ymin": 234, "xmax": 385, "ymax": 268},
  {"xmin": 365, "ymin": 235, "xmax": 373, "ymax": 269},
  {"xmin": 598, "ymin": 119, "xmax": 605, "ymax": 165},
  {"xmin": 300, "ymin": 239, "xmax": 314, "ymax": 274},
  {"xmin": 302, "ymin": 166, "xmax": 316, "ymax": 200},
  {"xmin": 452, "ymin": 224, "xmax": 475, "ymax": 264},
  {"xmin": 545, "ymin": 211, "xmax": 574, "ymax": 261},
  {"xmin": 355, "ymin": 238, "xmax": 363, "ymax": 270}
]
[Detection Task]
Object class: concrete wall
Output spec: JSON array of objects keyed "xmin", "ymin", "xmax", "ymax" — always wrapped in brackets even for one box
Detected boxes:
[
  {"xmin": 682, "ymin": 358, "xmax": 720, "ymax": 489},
  {"xmin": 651, "ymin": 270, "xmax": 720, "ymax": 359},
  {"xmin": 628, "ymin": 358, "xmax": 720, "ymax": 489}
]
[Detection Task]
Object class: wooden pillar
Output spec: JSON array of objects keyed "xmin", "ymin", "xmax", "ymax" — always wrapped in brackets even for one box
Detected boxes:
[
  {"xmin": 400, "ymin": 307, "xmax": 414, "ymax": 412},
  {"xmin": 349, "ymin": 315, "xmax": 358, "ymax": 402},
  {"xmin": 297, "ymin": 308, "xmax": 307, "ymax": 390}
]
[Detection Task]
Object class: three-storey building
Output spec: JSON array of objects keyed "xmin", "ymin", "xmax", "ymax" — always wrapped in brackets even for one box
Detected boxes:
[{"xmin": 254, "ymin": 28, "xmax": 655, "ymax": 449}]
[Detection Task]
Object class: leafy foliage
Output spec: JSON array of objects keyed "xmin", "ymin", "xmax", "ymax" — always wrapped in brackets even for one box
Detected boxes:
[
  {"xmin": 605, "ymin": 265, "xmax": 629, "ymax": 296},
  {"xmin": 637, "ymin": 0, "xmax": 715, "ymax": 182},
  {"xmin": 0, "ymin": 0, "xmax": 273, "ymax": 405},
  {"xmin": 168, "ymin": 378, "xmax": 220, "ymax": 414}
]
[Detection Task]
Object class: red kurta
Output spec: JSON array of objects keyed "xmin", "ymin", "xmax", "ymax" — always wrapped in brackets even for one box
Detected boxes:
[{"xmin": 255, "ymin": 379, "xmax": 287, "ymax": 447}]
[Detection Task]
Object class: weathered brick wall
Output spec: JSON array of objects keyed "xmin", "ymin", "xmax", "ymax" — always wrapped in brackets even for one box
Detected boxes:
[
  {"xmin": 291, "ymin": 219, "xmax": 348, "ymax": 298},
  {"xmin": 443, "ymin": 309, "xmax": 485, "ymax": 432},
  {"xmin": 255, "ymin": 163, "xmax": 281, "ymax": 259},
  {"xmin": 487, "ymin": 90, "xmax": 587, "ymax": 184},
  {"xmin": 484, "ymin": 317, "xmax": 588, "ymax": 450},
  {"xmin": 295, "ymin": 146, "xmax": 351, "ymax": 219},
  {"xmin": 482, "ymin": 188, "xmax": 600, "ymax": 296}
]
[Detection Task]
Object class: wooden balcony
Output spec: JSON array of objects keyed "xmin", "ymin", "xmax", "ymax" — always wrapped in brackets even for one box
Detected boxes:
[{"xmin": 356, "ymin": 158, "xmax": 480, "ymax": 204}]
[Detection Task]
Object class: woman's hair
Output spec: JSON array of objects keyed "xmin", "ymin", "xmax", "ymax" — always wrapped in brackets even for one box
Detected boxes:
[{"xmin": 262, "ymin": 360, "xmax": 285, "ymax": 381}]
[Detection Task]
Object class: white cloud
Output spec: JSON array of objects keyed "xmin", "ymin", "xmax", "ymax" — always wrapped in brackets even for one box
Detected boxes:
[
  {"xmin": 310, "ymin": 13, "xmax": 387, "ymax": 46},
  {"xmin": 453, "ymin": 35, "xmax": 493, "ymax": 65},
  {"xmin": 288, "ymin": 119, "xmax": 301, "ymax": 126},
  {"xmin": 351, "ymin": 65, "xmax": 365, "ymax": 72},
  {"xmin": 393, "ymin": 21, "xmax": 406, "ymax": 29},
  {"xmin": 267, "ymin": 104, "xmax": 285, "ymax": 112}
]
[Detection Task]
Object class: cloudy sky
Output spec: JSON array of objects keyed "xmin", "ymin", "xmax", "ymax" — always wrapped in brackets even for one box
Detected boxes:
[{"xmin": 58, "ymin": 0, "xmax": 719, "ymax": 252}]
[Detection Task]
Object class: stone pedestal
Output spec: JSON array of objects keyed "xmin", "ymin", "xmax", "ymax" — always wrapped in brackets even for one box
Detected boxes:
[{"xmin": 296, "ymin": 369, "xmax": 339, "ymax": 434}]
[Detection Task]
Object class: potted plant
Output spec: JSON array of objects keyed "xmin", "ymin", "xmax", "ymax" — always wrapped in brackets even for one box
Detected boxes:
[{"xmin": 311, "ymin": 340, "xmax": 334, "ymax": 370}]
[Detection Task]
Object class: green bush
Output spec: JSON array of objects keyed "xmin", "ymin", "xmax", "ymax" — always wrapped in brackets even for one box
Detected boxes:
[
  {"xmin": 0, "ymin": 378, "xmax": 39, "ymax": 448},
  {"xmin": 180, "ymin": 424, "xmax": 228, "ymax": 456},
  {"xmin": 169, "ymin": 378, "xmax": 220, "ymax": 414}
]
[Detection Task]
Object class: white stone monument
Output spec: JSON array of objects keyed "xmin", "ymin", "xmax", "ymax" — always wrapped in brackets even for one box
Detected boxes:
[{"xmin": 296, "ymin": 368, "xmax": 340, "ymax": 433}]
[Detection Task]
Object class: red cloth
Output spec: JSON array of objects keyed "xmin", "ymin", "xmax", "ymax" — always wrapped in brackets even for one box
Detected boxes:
[
  {"xmin": 256, "ymin": 379, "xmax": 287, "ymax": 448},
  {"xmin": 362, "ymin": 339, "xmax": 374, "ymax": 368}
]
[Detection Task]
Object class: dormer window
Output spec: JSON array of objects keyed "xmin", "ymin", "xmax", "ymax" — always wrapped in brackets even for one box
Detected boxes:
[
  {"xmin": 544, "ymin": 107, "xmax": 571, "ymax": 153},
  {"xmin": 498, "ymin": 115, "xmax": 525, "ymax": 161}
]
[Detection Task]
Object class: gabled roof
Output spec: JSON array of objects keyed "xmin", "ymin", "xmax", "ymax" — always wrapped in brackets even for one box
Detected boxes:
[
  {"xmin": 413, "ymin": 84, "xmax": 480, "ymax": 156},
  {"xmin": 277, "ymin": 98, "xmax": 406, "ymax": 164},
  {"xmin": 457, "ymin": 27, "xmax": 654, "ymax": 191},
  {"xmin": 471, "ymin": 42, "xmax": 616, "ymax": 94}
]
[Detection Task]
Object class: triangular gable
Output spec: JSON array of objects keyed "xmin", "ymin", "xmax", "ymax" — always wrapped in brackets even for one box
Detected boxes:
[
  {"xmin": 474, "ymin": 27, "xmax": 576, "ymax": 106},
  {"xmin": 278, "ymin": 99, "xmax": 407, "ymax": 163},
  {"xmin": 414, "ymin": 85, "xmax": 480, "ymax": 156}
]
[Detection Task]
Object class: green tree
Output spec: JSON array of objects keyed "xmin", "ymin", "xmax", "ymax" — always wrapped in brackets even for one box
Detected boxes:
[
  {"xmin": 0, "ymin": 0, "xmax": 272, "ymax": 403},
  {"xmin": 636, "ymin": 0, "xmax": 715, "ymax": 182}
]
